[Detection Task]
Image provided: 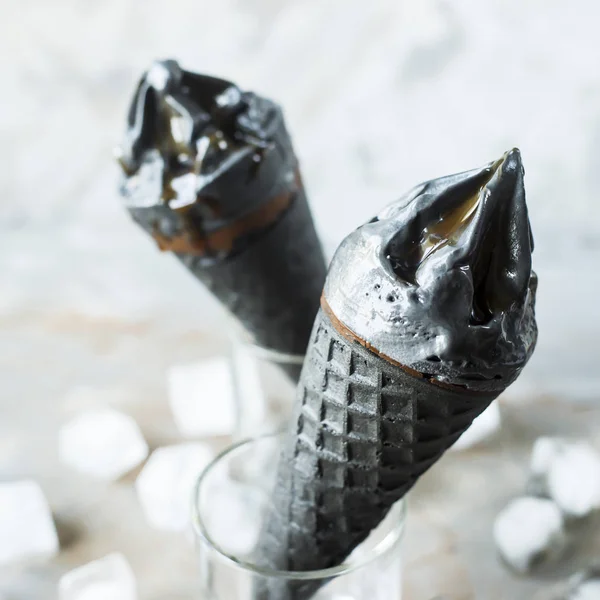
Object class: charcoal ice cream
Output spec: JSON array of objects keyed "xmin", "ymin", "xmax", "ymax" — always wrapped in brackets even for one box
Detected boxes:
[
  {"xmin": 253, "ymin": 149, "xmax": 538, "ymax": 599},
  {"xmin": 325, "ymin": 148, "xmax": 537, "ymax": 391},
  {"xmin": 117, "ymin": 60, "xmax": 327, "ymax": 377}
]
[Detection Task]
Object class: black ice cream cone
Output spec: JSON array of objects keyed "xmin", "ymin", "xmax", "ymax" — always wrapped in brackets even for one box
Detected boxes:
[
  {"xmin": 253, "ymin": 149, "xmax": 538, "ymax": 599},
  {"xmin": 117, "ymin": 60, "xmax": 327, "ymax": 381}
]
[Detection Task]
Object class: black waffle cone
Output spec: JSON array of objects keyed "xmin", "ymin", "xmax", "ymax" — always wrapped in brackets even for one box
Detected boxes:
[
  {"xmin": 176, "ymin": 185, "xmax": 326, "ymax": 375},
  {"xmin": 253, "ymin": 307, "xmax": 500, "ymax": 599},
  {"xmin": 119, "ymin": 62, "xmax": 327, "ymax": 382}
]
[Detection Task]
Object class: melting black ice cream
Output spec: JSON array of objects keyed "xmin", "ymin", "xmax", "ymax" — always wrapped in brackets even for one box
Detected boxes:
[
  {"xmin": 254, "ymin": 150, "xmax": 538, "ymax": 600},
  {"xmin": 325, "ymin": 148, "xmax": 537, "ymax": 391},
  {"xmin": 116, "ymin": 60, "xmax": 326, "ymax": 369},
  {"xmin": 118, "ymin": 59, "xmax": 301, "ymax": 258}
]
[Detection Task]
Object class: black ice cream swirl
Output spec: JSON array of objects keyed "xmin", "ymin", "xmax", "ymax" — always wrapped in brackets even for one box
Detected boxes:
[
  {"xmin": 116, "ymin": 59, "xmax": 299, "ymax": 260},
  {"xmin": 323, "ymin": 149, "xmax": 537, "ymax": 392}
]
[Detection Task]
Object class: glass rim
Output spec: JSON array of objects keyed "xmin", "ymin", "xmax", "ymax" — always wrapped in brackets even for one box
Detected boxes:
[{"xmin": 191, "ymin": 432, "xmax": 407, "ymax": 581}]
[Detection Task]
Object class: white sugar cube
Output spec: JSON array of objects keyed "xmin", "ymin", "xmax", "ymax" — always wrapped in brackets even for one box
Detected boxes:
[
  {"xmin": 59, "ymin": 409, "xmax": 148, "ymax": 480},
  {"xmin": 526, "ymin": 437, "xmax": 569, "ymax": 497},
  {"xmin": 59, "ymin": 553, "xmax": 137, "ymax": 600},
  {"xmin": 547, "ymin": 442, "xmax": 600, "ymax": 518},
  {"xmin": 528, "ymin": 438, "xmax": 600, "ymax": 518},
  {"xmin": 451, "ymin": 403, "xmax": 501, "ymax": 451},
  {"xmin": 135, "ymin": 443, "xmax": 214, "ymax": 532},
  {"xmin": 167, "ymin": 358, "xmax": 236, "ymax": 438},
  {"xmin": 493, "ymin": 497, "xmax": 566, "ymax": 573},
  {"xmin": 0, "ymin": 480, "xmax": 59, "ymax": 565}
]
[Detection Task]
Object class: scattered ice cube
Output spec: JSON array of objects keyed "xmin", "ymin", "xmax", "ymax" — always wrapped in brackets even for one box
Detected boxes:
[
  {"xmin": 526, "ymin": 437, "xmax": 569, "ymax": 498},
  {"xmin": 0, "ymin": 480, "xmax": 59, "ymax": 565},
  {"xmin": 530, "ymin": 437, "xmax": 568, "ymax": 476},
  {"xmin": 59, "ymin": 552, "xmax": 137, "ymax": 600},
  {"xmin": 451, "ymin": 403, "xmax": 501, "ymax": 451},
  {"xmin": 567, "ymin": 565, "xmax": 600, "ymax": 600},
  {"xmin": 527, "ymin": 438, "xmax": 600, "ymax": 518},
  {"xmin": 167, "ymin": 358, "xmax": 236, "ymax": 438},
  {"xmin": 493, "ymin": 497, "xmax": 566, "ymax": 573},
  {"xmin": 547, "ymin": 442, "xmax": 600, "ymax": 518},
  {"xmin": 59, "ymin": 408, "xmax": 149, "ymax": 480},
  {"xmin": 135, "ymin": 443, "xmax": 214, "ymax": 532}
]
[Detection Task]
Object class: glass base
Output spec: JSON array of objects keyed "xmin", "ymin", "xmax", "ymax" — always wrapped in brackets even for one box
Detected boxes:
[{"xmin": 193, "ymin": 434, "xmax": 406, "ymax": 600}]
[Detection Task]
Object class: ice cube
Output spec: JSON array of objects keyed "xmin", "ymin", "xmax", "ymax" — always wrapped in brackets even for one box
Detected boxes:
[
  {"xmin": 135, "ymin": 443, "xmax": 214, "ymax": 532},
  {"xmin": 451, "ymin": 403, "xmax": 501, "ymax": 451},
  {"xmin": 526, "ymin": 437, "xmax": 569, "ymax": 498},
  {"xmin": 59, "ymin": 408, "xmax": 149, "ymax": 480},
  {"xmin": 59, "ymin": 552, "xmax": 137, "ymax": 600},
  {"xmin": 567, "ymin": 565, "xmax": 600, "ymax": 600},
  {"xmin": 530, "ymin": 437, "xmax": 569, "ymax": 476},
  {"xmin": 0, "ymin": 480, "xmax": 59, "ymax": 565},
  {"xmin": 493, "ymin": 497, "xmax": 566, "ymax": 573},
  {"xmin": 167, "ymin": 358, "xmax": 236, "ymax": 438},
  {"xmin": 547, "ymin": 442, "xmax": 600, "ymax": 518}
]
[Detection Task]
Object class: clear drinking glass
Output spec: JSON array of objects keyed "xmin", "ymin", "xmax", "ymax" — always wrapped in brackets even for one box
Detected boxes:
[
  {"xmin": 228, "ymin": 329, "xmax": 303, "ymax": 440},
  {"xmin": 192, "ymin": 434, "xmax": 406, "ymax": 600}
]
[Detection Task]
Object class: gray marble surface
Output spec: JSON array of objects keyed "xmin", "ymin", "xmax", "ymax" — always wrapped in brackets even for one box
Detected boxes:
[
  {"xmin": 3, "ymin": 0, "xmax": 600, "ymax": 598},
  {"xmin": 1, "ymin": 315, "xmax": 599, "ymax": 599}
]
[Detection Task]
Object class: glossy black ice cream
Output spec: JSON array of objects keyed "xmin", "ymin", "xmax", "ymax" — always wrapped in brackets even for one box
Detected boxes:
[
  {"xmin": 253, "ymin": 150, "xmax": 538, "ymax": 600},
  {"xmin": 324, "ymin": 149, "xmax": 537, "ymax": 391},
  {"xmin": 117, "ymin": 59, "xmax": 299, "ymax": 260},
  {"xmin": 115, "ymin": 60, "xmax": 327, "ymax": 367}
]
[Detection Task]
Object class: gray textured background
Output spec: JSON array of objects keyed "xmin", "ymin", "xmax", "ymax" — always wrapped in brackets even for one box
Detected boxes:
[
  {"xmin": 4, "ymin": 0, "xmax": 599, "ymax": 399},
  {"xmin": 2, "ymin": 1, "xmax": 600, "ymax": 599}
]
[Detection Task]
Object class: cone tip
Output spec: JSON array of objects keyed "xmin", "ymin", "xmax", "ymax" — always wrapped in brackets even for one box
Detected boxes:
[
  {"xmin": 324, "ymin": 148, "xmax": 537, "ymax": 391},
  {"xmin": 145, "ymin": 59, "xmax": 181, "ymax": 92},
  {"xmin": 499, "ymin": 147, "xmax": 522, "ymax": 173}
]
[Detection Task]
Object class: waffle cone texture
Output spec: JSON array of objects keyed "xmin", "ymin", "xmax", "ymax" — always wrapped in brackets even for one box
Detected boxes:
[
  {"xmin": 119, "ymin": 62, "xmax": 327, "ymax": 380},
  {"xmin": 253, "ymin": 306, "xmax": 501, "ymax": 599}
]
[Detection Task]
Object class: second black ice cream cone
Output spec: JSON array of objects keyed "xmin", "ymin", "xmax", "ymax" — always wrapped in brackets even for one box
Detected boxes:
[
  {"xmin": 253, "ymin": 150, "xmax": 538, "ymax": 600},
  {"xmin": 117, "ymin": 60, "xmax": 327, "ymax": 381}
]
